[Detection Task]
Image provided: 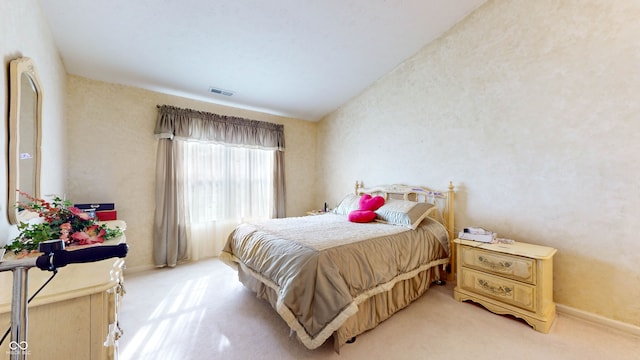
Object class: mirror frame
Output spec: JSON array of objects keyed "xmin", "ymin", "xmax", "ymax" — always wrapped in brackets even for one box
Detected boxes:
[{"xmin": 8, "ymin": 57, "xmax": 43, "ymax": 224}]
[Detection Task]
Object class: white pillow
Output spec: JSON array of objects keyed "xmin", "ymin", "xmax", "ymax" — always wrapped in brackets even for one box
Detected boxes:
[{"xmin": 332, "ymin": 194, "xmax": 360, "ymax": 215}]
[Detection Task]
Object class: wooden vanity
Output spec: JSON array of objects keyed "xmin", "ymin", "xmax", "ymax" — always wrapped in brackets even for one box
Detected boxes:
[{"xmin": 0, "ymin": 220, "xmax": 126, "ymax": 359}]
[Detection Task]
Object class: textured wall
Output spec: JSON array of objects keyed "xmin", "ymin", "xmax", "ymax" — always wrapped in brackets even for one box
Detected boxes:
[
  {"xmin": 318, "ymin": 0, "xmax": 640, "ymax": 326},
  {"xmin": 66, "ymin": 76, "xmax": 317, "ymax": 271},
  {"xmin": 0, "ymin": 0, "xmax": 67, "ymax": 243}
]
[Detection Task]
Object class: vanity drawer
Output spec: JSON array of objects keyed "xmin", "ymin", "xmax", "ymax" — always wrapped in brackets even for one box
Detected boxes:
[
  {"xmin": 460, "ymin": 246, "xmax": 536, "ymax": 284},
  {"xmin": 459, "ymin": 268, "xmax": 536, "ymax": 312}
]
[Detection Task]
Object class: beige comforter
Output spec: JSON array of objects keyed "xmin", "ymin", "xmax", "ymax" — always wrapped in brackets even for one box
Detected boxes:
[{"xmin": 220, "ymin": 213, "xmax": 449, "ymax": 349}]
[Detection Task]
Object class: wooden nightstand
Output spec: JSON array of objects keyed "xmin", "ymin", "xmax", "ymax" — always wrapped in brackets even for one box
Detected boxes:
[
  {"xmin": 306, "ymin": 210, "xmax": 330, "ymax": 216},
  {"xmin": 453, "ymin": 238, "xmax": 557, "ymax": 333}
]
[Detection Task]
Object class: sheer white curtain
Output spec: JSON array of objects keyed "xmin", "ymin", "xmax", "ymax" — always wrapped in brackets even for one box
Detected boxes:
[{"xmin": 181, "ymin": 141, "xmax": 274, "ymax": 260}]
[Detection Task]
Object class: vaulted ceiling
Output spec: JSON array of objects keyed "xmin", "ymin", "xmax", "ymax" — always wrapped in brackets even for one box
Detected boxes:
[{"xmin": 39, "ymin": 0, "xmax": 486, "ymax": 121}]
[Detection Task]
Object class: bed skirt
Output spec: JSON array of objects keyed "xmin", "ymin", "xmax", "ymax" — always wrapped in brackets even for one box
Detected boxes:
[{"xmin": 236, "ymin": 262, "xmax": 442, "ymax": 352}]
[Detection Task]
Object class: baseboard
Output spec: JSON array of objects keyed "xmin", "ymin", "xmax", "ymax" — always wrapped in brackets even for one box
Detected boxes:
[
  {"xmin": 124, "ymin": 264, "xmax": 157, "ymax": 274},
  {"xmin": 556, "ymin": 303, "xmax": 640, "ymax": 337},
  {"xmin": 124, "ymin": 257, "xmax": 216, "ymax": 275}
]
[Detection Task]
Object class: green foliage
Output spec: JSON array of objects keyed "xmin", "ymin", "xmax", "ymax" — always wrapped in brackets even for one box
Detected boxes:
[{"xmin": 4, "ymin": 193, "xmax": 124, "ymax": 255}]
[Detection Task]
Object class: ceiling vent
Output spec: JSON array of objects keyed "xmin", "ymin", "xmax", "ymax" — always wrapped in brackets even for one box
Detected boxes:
[{"xmin": 208, "ymin": 86, "xmax": 234, "ymax": 96}]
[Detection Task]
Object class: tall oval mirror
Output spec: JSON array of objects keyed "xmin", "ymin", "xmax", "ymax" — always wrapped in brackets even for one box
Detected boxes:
[{"xmin": 8, "ymin": 57, "xmax": 43, "ymax": 224}]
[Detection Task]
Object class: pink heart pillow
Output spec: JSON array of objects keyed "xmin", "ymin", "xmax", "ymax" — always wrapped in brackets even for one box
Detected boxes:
[
  {"xmin": 348, "ymin": 210, "xmax": 377, "ymax": 223},
  {"xmin": 359, "ymin": 194, "xmax": 385, "ymax": 211}
]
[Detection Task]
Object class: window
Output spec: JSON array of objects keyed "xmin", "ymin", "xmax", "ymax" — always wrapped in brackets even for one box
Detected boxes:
[
  {"xmin": 153, "ymin": 105, "xmax": 285, "ymax": 267},
  {"xmin": 183, "ymin": 141, "xmax": 275, "ymax": 223}
]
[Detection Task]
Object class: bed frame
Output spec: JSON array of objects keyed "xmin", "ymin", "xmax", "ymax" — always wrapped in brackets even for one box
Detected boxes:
[
  {"xmin": 355, "ymin": 181, "xmax": 456, "ymax": 280},
  {"xmin": 315, "ymin": 181, "xmax": 456, "ymax": 350},
  {"xmin": 232, "ymin": 181, "xmax": 456, "ymax": 352}
]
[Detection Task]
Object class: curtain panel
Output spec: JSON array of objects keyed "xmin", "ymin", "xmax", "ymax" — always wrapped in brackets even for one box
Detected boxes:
[{"xmin": 153, "ymin": 105, "xmax": 286, "ymax": 267}]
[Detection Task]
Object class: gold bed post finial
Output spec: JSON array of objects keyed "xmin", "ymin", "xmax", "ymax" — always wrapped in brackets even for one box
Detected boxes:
[
  {"xmin": 355, "ymin": 180, "xmax": 360, "ymax": 195},
  {"xmin": 447, "ymin": 181, "xmax": 455, "ymax": 281},
  {"xmin": 448, "ymin": 181, "xmax": 455, "ymax": 238}
]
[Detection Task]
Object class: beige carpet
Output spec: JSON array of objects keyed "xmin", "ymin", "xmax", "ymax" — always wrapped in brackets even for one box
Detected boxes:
[{"xmin": 118, "ymin": 258, "xmax": 640, "ymax": 360}]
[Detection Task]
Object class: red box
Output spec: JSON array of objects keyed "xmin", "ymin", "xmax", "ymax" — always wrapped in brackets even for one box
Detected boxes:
[{"xmin": 96, "ymin": 210, "xmax": 117, "ymax": 221}]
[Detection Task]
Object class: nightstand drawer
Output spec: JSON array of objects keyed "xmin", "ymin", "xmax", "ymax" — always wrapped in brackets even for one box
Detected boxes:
[
  {"xmin": 460, "ymin": 246, "xmax": 536, "ymax": 284},
  {"xmin": 459, "ymin": 268, "xmax": 536, "ymax": 312}
]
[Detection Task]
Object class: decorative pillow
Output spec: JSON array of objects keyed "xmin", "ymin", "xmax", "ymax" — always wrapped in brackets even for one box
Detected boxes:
[
  {"xmin": 375, "ymin": 199, "xmax": 436, "ymax": 229},
  {"xmin": 348, "ymin": 209, "xmax": 377, "ymax": 223},
  {"xmin": 358, "ymin": 194, "xmax": 385, "ymax": 211},
  {"xmin": 333, "ymin": 194, "xmax": 360, "ymax": 215}
]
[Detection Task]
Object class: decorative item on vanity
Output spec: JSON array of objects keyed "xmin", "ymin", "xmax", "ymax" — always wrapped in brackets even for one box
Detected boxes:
[
  {"xmin": 4, "ymin": 192, "xmax": 123, "ymax": 256},
  {"xmin": 74, "ymin": 202, "xmax": 117, "ymax": 221}
]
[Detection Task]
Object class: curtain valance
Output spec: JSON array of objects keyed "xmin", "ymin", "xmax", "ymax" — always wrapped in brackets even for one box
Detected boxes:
[{"xmin": 155, "ymin": 105, "xmax": 285, "ymax": 151}]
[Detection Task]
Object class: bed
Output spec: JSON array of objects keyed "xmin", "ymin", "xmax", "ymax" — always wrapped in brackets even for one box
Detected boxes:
[{"xmin": 220, "ymin": 182, "xmax": 455, "ymax": 351}]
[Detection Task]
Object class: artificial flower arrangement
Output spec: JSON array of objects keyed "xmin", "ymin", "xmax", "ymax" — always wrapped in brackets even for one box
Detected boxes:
[{"xmin": 4, "ymin": 192, "xmax": 123, "ymax": 256}]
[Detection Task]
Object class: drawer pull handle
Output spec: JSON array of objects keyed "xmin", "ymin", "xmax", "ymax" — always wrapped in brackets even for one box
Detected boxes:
[
  {"xmin": 117, "ymin": 282, "xmax": 126, "ymax": 296},
  {"xmin": 477, "ymin": 256, "xmax": 512, "ymax": 272},
  {"xmin": 478, "ymin": 279, "xmax": 513, "ymax": 297}
]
